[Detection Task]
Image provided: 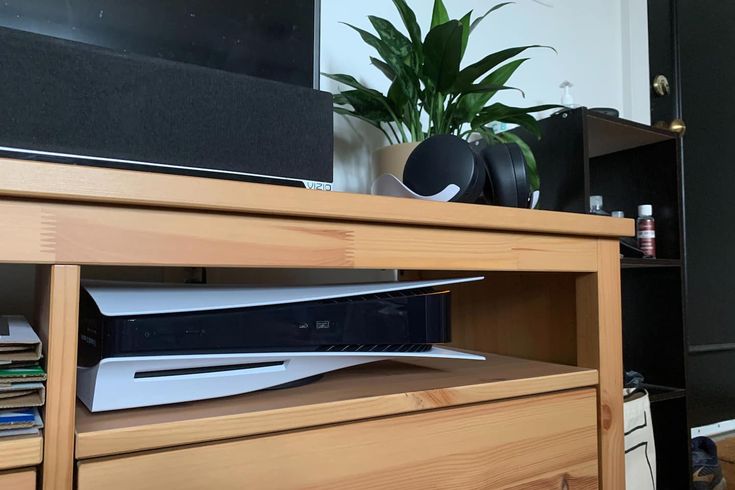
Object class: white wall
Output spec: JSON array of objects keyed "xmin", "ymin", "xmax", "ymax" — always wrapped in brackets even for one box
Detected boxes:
[
  {"xmin": 321, "ymin": 0, "xmax": 650, "ymax": 193},
  {"xmin": 621, "ymin": 0, "xmax": 650, "ymax": 124}
]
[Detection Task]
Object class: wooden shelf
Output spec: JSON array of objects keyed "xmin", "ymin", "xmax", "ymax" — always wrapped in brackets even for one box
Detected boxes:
[
  {"xmin": 621, "ymin": 257, "xmax": 681, "ymax": 269},
  {"xmin": 0, "ymin": 157, "xmax": 632, "ymax": 239},
  {"xmin": 587, "ymin": 112, "xmax": 676, "ymax": 158},
  {"xmin": 75, "ymin": 353, "xmax": 598, "ymax": 459},
  {"xmin": 643, "ymin": 384, "xmax": 687, "ymax": 403},
  {"xmin": 0, "ymin": 433, "xmax": 43, "ymax": 471}
]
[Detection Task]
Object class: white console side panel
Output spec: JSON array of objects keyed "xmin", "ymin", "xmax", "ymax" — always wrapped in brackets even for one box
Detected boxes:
[
  {"xmin": 78, "ymin": 348, "xmax": 484, "ymax": 412},
  {"xmin": 83, "ymin": 277, "xmax": 484, "ymax": 316}
]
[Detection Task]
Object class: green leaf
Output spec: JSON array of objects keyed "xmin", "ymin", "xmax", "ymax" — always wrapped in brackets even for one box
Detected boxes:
[
  {"xmin": 368, "ymin": 16, "xmax": 413, "ymax": 60},
  {"xmin": 333, "ymin": 107, "xmax": 354, "ymax": 116},
  {"xmin": 333, "ymin": 106, "xmax": 382, "ymax": 128},
  {"xmin": 431, "ymin": 0, "xmax": 450, "ymax": 29},
  {"xmin": 332, "ymin": 93, "xmax": 349, "ymax": 105},
  {"xmin": 367, "ymin": 16, "xmax": 420, "ymax": 111},
  {"xmin": 341, "ymin": 22, "xmax": 407, "ymax": 79},
  {"xmin": 388, "ymin": 79, "xmax": 417, "ymax": 122},
  {"xmin": 497, "ymin": 113, "xmax": 542, "ymax": 138},
  {"xmin": 370, "ymin": 57, "xmax": 396, "ymax": 81},
  {"xmin": 391, "ymin": 0, "xmax": 423, "ymax": 59},
  {"xmin": 422, "ymin": 20, "xmax": 464, "ymax": 93},
  {"xmin": 455, "ymin": 58, "xmax": 529, "ymax": 121},
  {"xmin": 323, "ymin": 72, "xmax": 410, "ymax": 141},
  {"xmin": 387, "ymin": 81, "xmax": 404, "ymax": 109},
  {"xmin": 333, "ymin": 107, "xmax": 396, "ymax": 144},
  {"xmin": 483, "ymin": 58, "xmax": 529, "ymax": 89},
  {"xmin": 321, "ymin": 73, "xmax": 383, "ymax": 98},
  {"xmin": 341, "ymin": 22, "xmax": 383, "ymax": 54},
  {"xmin": 462, "ymin": 82, "xmax": 524, "ymax": 97},
  {"xmin": 475, "ymin": 126, "xmax": 499, "ymax": 143},
  {"xmin": 453, "ymin": 45, "xmax": 549, "ymax": 91},
  {"xmin": 340, "ymin": 90, "xmax": 394, "ymax": 123},
  {"xmin": 471, "ymin": 103, "xmax": 558, "ymax": 135},
  {"xmin": 479, "ymin": 102, "xmax": 559, "ymax": 117},
  {"xmin": 459, "ymin": 11, "xmax": 473, "ymax": 58},
  {"xmin": 346, "ymin": 18, "xmax": 411, "ymax": 85},
  {"xmin": 471, "ymin": 2, "xmax": 515, "ymax": 32}
]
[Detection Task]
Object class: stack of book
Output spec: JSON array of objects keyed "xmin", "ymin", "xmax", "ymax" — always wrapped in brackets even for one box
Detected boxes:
[{"xmin": 0, "ymin": 316, "xmax": 45, "ymax": 437}]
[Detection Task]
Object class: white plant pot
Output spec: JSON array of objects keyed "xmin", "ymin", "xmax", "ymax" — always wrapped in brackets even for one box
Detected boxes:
[{"xmin": 372, "ymin": 142, "xmax": 420, "ymax": 182}]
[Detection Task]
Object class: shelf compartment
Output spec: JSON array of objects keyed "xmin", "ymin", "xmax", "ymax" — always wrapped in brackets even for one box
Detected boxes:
[
  {"xmin": 0, "ymin": 433, "xmax": 43, "ymax": 471},
  {"xmin": 621, "ymin": 258, "xmax": 682, "ymax": 269},
  {"xmin": 590, "ymin": 139, "xmax": 682, "ymax": 260},
  {"xmin": 75, "ymin": 353, "xmax": 598, "ymax": 459},
  {"xmin": 622, "ymin": 267, "xmax": 686, "ymax": 388}
]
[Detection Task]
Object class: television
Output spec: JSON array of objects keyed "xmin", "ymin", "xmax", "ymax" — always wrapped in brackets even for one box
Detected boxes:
[{"xmin": 0, "ymin": 0, "xmax": 320, "ymax": 88}]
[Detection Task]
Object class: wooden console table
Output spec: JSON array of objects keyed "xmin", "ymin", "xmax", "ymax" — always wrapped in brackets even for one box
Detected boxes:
[{"xmin": 0, "ymin": 158, "xmax": 631, "ymax": 489}]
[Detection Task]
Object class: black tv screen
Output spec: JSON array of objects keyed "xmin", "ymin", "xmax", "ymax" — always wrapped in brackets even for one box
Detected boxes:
[{"xmin": 0, "ymin": 0, "xmax": 319, "ymax": 88}]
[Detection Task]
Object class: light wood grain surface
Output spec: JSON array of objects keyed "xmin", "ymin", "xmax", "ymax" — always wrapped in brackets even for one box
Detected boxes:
[
  {"xmin": 77, "ymin": 388, "xmax": 598, "ymax": 490},
  {"xmin": 0, "ymin": 468, "xmax": 37, "ymax": 490},
  {"xmin": 0, "ymin": 158, "xmax": 628, "ymax": 487},
  {"xmin": 0, "ymin": 199, "xmax": 599, "ymax": 271},
  {"xmin": 404, "ymin": 271, "xmax": 579, "ymax": 365},
  {"xmin": 35, "ymin": 266, "xmax": 80, "ymax": 490},
  {"xmin": 576, "ymin": 240, "xmax": 625, "ymax": 489},
  {"xmin": 0, "ymin": 435, "xmax": 42, "ymax": 471},
  {"xmin": 75, "ymin": 354, "xmax": 598, "ymax": 459},
  {"xmin": 0, "ymin": 157, "xmax": 632, "ymax": 238}
]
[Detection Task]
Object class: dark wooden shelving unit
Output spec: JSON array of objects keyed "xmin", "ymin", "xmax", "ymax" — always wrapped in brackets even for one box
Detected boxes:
[
  {"xmin": 644, "ymin": 384, "xmax": 688, "ymax": 403},
  {"xmin": 621, "ymin": 258, "xmax": 681, "ymax": 269},
  {"xmin": 515, "ymin": 107, "xmax": 690, "ymax": 489}
]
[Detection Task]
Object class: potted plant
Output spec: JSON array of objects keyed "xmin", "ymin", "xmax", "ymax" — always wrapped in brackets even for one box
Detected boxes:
[{"xmin": 323, "ymin": 0, "xmax": 557, "ymax": 192}]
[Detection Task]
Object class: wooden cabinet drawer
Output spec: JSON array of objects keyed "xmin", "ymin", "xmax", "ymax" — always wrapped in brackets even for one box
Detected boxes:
[
  {"xmin": 0, "ymin": 468, "xmax": 36, "ymax": 490},
  {"xmin": 78, "ymin": 388, "xmax": 598, "ymax": 490}
]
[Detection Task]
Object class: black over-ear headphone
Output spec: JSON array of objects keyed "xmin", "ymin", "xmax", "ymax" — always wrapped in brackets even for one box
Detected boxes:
[{"xmin": 402, "ymin": 134, "xmax": 530, "ymax": 207}]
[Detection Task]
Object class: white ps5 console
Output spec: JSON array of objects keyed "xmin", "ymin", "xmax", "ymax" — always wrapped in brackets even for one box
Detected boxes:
[{"xmin": 77, "ymin": 277, "xmax": 485, "ymax": 412}]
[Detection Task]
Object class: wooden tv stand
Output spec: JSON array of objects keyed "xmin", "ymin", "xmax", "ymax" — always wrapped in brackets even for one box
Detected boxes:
[{"xmin": 0, "ymin": 158, "xmax": 631, "ymax": 489}]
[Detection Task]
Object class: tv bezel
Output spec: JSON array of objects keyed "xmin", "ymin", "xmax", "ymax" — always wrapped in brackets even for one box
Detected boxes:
[{"xmin": 312, "ymin": 0, "xmax": 321, "ymax": 89}]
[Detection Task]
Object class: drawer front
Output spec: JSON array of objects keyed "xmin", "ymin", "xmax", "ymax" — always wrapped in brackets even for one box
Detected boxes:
[
  {"xmin": 78, "ymin": 388, "xmax": 598, "ymax": 490},
  {"xmin": 0, "ymin": 468, "xmax": 36, "ymax": 490}
]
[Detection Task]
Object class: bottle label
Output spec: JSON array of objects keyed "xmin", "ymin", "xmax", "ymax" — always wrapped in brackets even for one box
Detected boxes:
[{"xmin": 637, "ymin": 219, "xmax": 656, "ymax": 258}]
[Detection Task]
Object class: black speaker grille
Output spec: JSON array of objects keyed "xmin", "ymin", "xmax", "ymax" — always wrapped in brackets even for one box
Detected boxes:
[{"xmin": 0, "ymin": 27, "xmax": 333, "ymax": 184}]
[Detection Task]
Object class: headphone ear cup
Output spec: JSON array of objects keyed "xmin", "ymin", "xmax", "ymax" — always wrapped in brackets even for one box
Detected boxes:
[
  {"xmin": 403, "ymin": 134, "xmax": 486, "ymax": 203},
  {"xmin": 479, "ymin": 143, "xmax": 530, "ymax": 207},
  {"xmin": 506, "ymin": 143, "xmax": 530, "ymax": 207},
  {"xmin": 465, "ymin": 151, "xmax": 488, "ymax": 204}
]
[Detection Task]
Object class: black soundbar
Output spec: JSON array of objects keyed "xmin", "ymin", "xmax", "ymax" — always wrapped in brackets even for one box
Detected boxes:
[{"xmin": 0, "ymin": 27, "xmax": 333, "ymax": 189}]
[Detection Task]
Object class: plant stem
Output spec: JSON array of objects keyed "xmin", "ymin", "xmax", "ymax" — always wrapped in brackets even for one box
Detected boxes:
[
  {"xmin": 428, "ymin": 93, "xmax": 435, "ymax": 137},
  {"xmin": 376, "ymin": 98, "xmax": 408, "ymax": 143},
  {"xmin": 434, "ymin": 93, "xmax": 445, "ymax": 135},
  {"xmin": 385, "ymin": 122, "xmax": 401, "ymax": 144},
  {"xmin": 378, "ymin": 123, "xmax": 397, "ymax": 145},
  {"xmin": 418, "ymin": 103, "xmax": 425, "ymax": 139},
  {"xmin": 410, "ymin": 106, "xmax": 421, "ymax": 141},
  {"xmin": 444, "ymin": 94, "xmax": 460, "ymax": 134}
]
